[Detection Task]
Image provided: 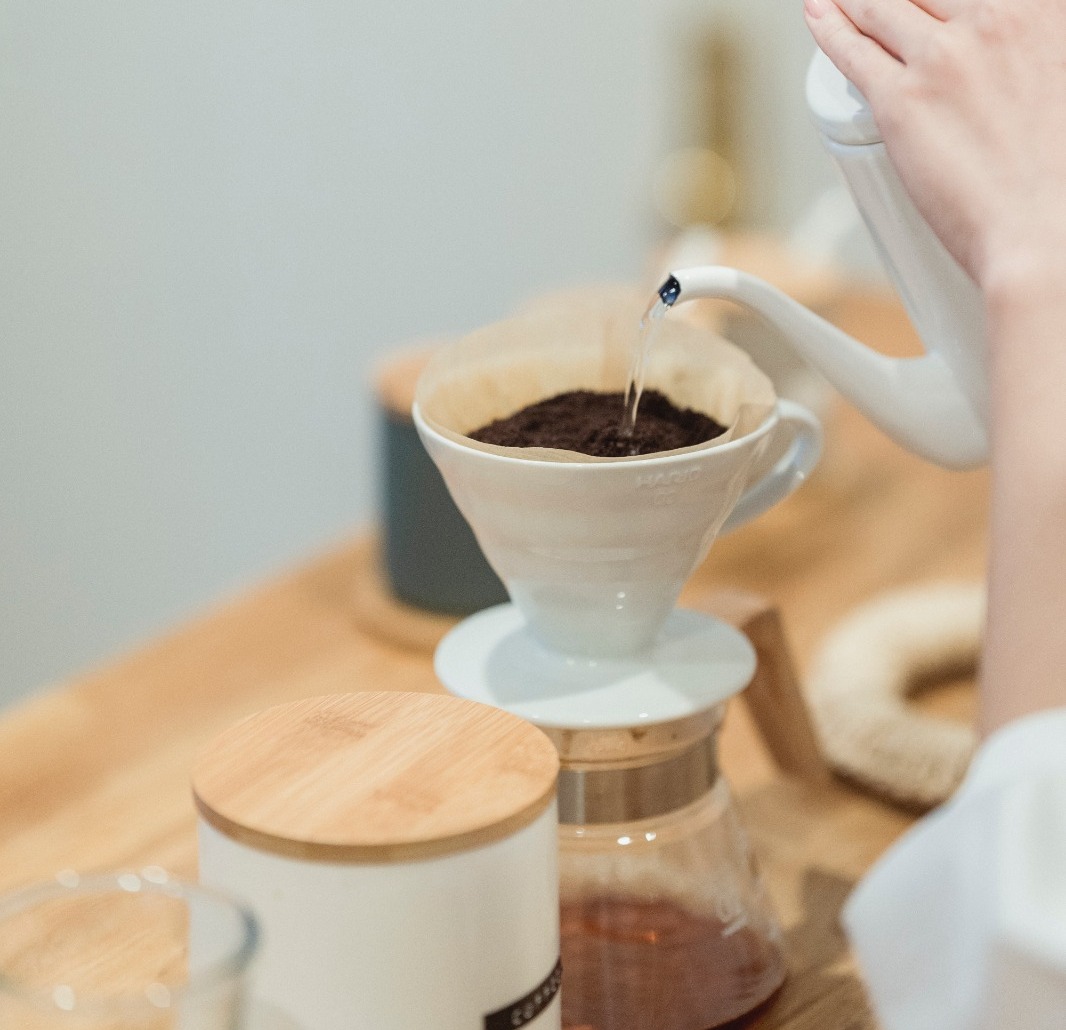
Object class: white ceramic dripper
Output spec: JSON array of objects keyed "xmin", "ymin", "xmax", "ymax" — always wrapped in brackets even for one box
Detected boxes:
[{"xmin": 413, "ymin": 302, "xmax": 821, "ymax": 661}]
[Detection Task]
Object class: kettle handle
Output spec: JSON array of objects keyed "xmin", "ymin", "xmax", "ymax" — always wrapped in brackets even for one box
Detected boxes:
[{"xmin": 720, "ymin": 399, "xmax": 823, "ymax": 535}]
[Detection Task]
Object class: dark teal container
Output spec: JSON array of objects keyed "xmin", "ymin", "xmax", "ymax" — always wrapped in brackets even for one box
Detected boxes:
[{"xmin": 376, "ymin": 353, "xmax": 508, "ymax": 616}]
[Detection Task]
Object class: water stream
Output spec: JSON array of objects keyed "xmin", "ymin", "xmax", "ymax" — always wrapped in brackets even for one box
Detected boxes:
[
  {"xmin": 621, "ymin": 297, "xmax": 671, "ymax": 440},
  {"xmin": 621, "ymin": 275, "xmax": 683, "ymax": 441}
]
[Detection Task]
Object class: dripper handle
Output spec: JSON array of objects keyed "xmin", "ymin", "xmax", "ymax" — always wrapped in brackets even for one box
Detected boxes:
[{"xmin": 720, "ymin": 400, "xmax": 823, "ymax": 534}]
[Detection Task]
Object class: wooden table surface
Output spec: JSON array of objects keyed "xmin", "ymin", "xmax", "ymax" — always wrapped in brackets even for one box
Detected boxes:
[{"xmin": 0, "ymin": 292, "xmax": 990, "ymax": 1029}]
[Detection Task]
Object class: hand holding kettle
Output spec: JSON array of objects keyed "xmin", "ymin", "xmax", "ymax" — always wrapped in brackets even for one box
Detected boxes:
[
  {"xmin": 658, "ymin": 0, "xmax": 1066, "ymax": 472},
  {"xmin": 803, "ymin": 0, "xmax": 1066, "ymax": 292},
  {"xmin": 803, "ymin": 0, "xmax": 1066, "ymax": 734}
]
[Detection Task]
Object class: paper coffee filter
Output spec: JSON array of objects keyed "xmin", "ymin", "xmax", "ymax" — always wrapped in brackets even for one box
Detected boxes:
[{"xmin": 415, "ymin": 296, "xmax": 776, "ymax": 463}]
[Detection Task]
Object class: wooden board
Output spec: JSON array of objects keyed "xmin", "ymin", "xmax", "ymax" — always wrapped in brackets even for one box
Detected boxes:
[{"xmin": 0, "ymin": 291, "xmax": 989, "ymax": 1029}]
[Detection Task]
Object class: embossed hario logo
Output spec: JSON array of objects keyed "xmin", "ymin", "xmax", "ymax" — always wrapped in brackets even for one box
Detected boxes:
[
  {"xmin": 634, "ymin": 466, "xmax": 701, "ymax": 490},
  {"xmin": 634, "ymin": 465, "xmax": 702, "ymax": 506},
  {"xmin": 483, "ymin": 958, "xmax": 562, "ymax": 1029}
]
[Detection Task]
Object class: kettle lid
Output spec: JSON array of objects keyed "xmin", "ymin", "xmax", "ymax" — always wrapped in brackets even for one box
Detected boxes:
[{"xmin": 806, "ymin": 47, "xmax": 882, "ymax": 146}]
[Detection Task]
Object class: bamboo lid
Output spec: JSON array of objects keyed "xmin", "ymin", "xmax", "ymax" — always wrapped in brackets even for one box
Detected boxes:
[{"xmin": 192, "ymin": 692, "xmax": 559, "ymax": 863}]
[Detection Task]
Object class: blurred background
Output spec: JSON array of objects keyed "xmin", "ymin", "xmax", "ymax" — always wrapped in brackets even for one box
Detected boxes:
[{"xmin": 1, "ymin": 0, "xmax": 874, "ymax": 707}]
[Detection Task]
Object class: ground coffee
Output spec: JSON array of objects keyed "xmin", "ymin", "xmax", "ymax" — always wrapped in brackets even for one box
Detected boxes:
[{"xmin": 468, "ymin": 390, "xmax": 727, "ymax": 457}]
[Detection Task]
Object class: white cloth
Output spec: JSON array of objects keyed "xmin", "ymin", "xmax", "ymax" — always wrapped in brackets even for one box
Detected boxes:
[{"xmin": 845, "ymin": 708, "xmax": 1066, "ymax": 1030}]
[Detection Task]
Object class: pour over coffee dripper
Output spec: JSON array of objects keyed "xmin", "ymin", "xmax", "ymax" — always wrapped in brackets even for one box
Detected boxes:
[
  {"xmin": 414, "ymin": 300, "xmax": 821, "ymax": 1029},
  {"xmin": 414, "ymin": 302, "xmax": 821, "ymax": 661}
]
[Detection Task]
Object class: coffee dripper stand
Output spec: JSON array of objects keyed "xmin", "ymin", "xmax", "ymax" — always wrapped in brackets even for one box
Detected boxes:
[{"xmin": 422, "ymin": 415, "xmax": 824, "ymax": 1028}]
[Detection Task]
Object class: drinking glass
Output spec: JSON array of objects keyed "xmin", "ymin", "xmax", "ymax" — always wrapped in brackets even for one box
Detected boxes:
[{"xmin": 0, "ymin": 869, "xmax": 258, "ymax": 1029}]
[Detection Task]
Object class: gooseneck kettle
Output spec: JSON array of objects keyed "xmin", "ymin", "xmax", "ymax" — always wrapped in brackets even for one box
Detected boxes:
[{"xmin": 660, "ymin": 48, "xmax": 988, "ymax": 469}]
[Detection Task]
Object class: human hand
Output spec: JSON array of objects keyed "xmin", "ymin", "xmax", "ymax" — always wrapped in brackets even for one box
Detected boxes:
[{"xmin": 804, "ymin": 0, "xmax": 1066, "ymax": 292}]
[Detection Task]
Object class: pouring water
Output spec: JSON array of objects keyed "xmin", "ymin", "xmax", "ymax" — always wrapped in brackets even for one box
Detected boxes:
[{"xmin": 621, "ymin": 276, "xmax": 683, "ymax": 441}]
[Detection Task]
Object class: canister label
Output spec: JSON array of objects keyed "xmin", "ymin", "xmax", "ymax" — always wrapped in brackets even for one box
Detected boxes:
[{"xmin": 483, "ymin": 957, "xmax": 562, "ymax": 1029}]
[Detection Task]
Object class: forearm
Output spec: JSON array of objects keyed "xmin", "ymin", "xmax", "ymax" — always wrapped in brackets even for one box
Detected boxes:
[{"xmin": 981, "ymin": 268, "xmax": 1066, "ymax": 734}]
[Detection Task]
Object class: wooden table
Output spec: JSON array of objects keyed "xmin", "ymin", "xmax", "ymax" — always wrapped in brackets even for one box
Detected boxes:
[{"xmin": 0, "ymin": 292, "xmax": 990, "ymax": 1029}]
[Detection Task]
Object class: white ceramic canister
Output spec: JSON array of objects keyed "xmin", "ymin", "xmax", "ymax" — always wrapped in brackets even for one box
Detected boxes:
[{"xmin": 192, "ymin": 691, "xmax": 561, "ymax": 1030}]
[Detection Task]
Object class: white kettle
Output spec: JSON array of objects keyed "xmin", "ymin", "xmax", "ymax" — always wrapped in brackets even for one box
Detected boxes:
[{"xmin": 660, "ymin": 48, "xmax": 988, "ymax": 469}]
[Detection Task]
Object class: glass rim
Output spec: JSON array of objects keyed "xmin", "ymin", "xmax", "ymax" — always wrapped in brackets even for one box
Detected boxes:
[{"xmin": 0, "ymin": 870, "xmax": 259, "ymax": 1016}]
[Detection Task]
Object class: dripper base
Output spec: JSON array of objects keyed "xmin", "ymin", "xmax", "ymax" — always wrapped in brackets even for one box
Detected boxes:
[{"xmin": 434, "ymin": 603, "xmax": 756, "ymax": 730}]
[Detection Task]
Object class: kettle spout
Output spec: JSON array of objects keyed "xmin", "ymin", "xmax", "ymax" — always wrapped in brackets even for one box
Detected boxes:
[{"xmin": 664, "ymin": 266, "xmax": 988, "ymax": 470}]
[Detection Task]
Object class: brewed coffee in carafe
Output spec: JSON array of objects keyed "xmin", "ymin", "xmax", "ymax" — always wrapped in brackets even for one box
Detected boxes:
[{"xmin": 552, "ymin": 713, "xmax": 785, "ymax": 1030}]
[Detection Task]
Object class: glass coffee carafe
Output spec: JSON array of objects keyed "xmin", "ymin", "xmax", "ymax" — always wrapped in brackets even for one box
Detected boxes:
[{"xmin": 548, "ymin": 707, "xmax": 785, "ymax": 1030}]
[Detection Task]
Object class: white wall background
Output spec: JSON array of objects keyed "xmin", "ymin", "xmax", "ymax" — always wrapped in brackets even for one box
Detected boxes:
[{"xmin": 1, "ymin": 0, "xmax": 838, "ymax": 707}]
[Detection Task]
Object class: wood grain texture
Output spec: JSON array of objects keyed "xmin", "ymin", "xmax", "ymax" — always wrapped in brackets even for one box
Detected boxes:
[
  {"xmin": 192, "ymin": 692, "xmax": 559, "ymax": 862},
  {"xmin": 0, "ymin": 291, "xmax": 989, "ymax": 1029}
]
